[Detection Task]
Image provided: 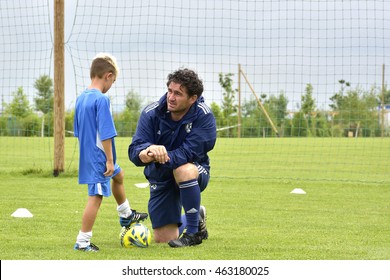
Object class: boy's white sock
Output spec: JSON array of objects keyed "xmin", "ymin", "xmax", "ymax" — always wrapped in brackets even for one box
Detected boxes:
[
  {"xmin": 117, "ymin": 198, "xmax": 132, "ymax": 218},
  {"xmin": 76, "ymin": 231, "xmax": 92, "ymax": 248}
]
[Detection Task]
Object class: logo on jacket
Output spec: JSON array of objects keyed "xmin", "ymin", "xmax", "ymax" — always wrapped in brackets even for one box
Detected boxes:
[{"xmin": 185, "ymin": 123, "xmax": 192, "ymax": 133}]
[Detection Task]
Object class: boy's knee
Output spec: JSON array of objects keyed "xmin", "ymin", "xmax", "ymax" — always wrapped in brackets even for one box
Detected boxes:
[{"xmin": 113, "ymin": 170, "xmax": 124, "ymax": 184}]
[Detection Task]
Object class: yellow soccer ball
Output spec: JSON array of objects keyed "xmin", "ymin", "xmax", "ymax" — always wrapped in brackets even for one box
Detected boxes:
[{"xmin": 120, "ymin": 223, "xmax": 151, "ymax": 248}]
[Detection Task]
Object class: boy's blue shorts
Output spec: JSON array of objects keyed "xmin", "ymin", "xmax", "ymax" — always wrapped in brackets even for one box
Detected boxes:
[
  {"xmin": 148, "ymin": 163, "xmax": 210, "ymax": 229},
  {"xmin": 87, "ymin": 164, "xmax": 121, "ymax": 197}
]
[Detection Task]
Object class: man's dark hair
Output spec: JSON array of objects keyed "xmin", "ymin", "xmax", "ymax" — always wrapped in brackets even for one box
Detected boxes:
[{"xmin": 167, "ymin": 68, "xmax": 204, "ymax": 98}]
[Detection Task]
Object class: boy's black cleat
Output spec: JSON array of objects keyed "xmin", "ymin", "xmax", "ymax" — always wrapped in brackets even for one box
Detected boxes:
[
  {"xmin": 74, "ymin": 242, "xmax": 99, "ymax": 252},
  {"xmin": 120, "ymin": 209, "xmax": 148, "ymax": 227}
]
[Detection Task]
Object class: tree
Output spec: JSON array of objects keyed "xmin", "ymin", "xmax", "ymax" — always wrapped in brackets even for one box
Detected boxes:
[
  {"xmin": 381, "ymin": 85, "xmax": 390, "ymax": 104},
  {"xmin": 329, "ymin": 80, "xmax": 351, "ymax": 136},
  {"xmin": 34, "ymin": 75, "xmax": 53, "ymax": 114},
  {"xmin": 266, "ymin": 92, "xmax": 288, "ymax": 128},
  {"xmin": 360, "ymin": 86, "xmax": 380, "ymax": 136},
  {"xmin": 219, "ymin": 73, "xmax": 237, "ymax": 119},
  {"xmin": 313, "ymin": 111, "xmax": 331, "ymax": 137},
  {"xmin": 5, "ymin": 87, "xmax": 32, "ymax": 118},
  {"xmin": 210, "ymin": 102, "xmax": 223, "ymax": 129},
  {"xmin": 329, "ymin": 80, "xmax": 351, "ymax": 111},
  {"xmin": 291, "ymin": 111, "xmax": 307, "ymax": 137},
  {"xmin": 114, "ymin": 90, "xmax": 142, "ymax": 137},
  {"xmin": 125, "ymin": 89, "xmax": 142, "ymax": 112},
  {"xmin": 330, "ymin": 82, "xmax": 380, "ymax": 137},
  {"xmin": 301, "ymin": 83, "xmax": 316, "ymax": 135},
  {"xmin": 218, "ymin": 73, "xmax": 238, "ymax": 136},
  {"xmin": 242, "ymin": 99, "xmax": 257, "ymax": 118},
  {"xmin": 301, "ymin": 84, "xmax": 315, "ymax": 116},
  {"xmin": 241, "ymin": 94, "xmax": 281, "ymax": 137},
  {"xmin": 65, "ymin": 110, "xmax": 74, "ymax": 137}
]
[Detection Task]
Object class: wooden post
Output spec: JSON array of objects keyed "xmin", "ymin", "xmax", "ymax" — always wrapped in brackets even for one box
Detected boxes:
[
  {"xmin": 381, "ymin": 64, "xmax": 385, "ymax": 138},
  {"xmin": 240, "ymin": 67, "xmax": 279, "ymax": 136},
  {"xmin": 237, "ymin": 64, "xmax": 242, "ymax": 138},
  {"xmin": 53, "ymin": 0, "xmax": 65, "ymax": 176}
]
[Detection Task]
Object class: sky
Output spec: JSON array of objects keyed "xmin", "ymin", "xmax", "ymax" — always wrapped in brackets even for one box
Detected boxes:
[{"xmin": 1, "ymin": 0, "xmax": 390, "ymax": 112}]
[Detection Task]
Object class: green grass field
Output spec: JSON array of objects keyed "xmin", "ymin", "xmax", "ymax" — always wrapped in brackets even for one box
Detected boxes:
[{"xmin": 0, "ymin": 137, "xmax": 389, "ymax": 260}]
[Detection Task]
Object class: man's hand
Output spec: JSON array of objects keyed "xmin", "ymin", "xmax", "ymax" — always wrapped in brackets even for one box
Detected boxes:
[
  {"xmin": 139, "ymin": 149, "xmax": 155, "ymax": 164},
  {"xmin": 140, "ymin": 145, "xmax": 170, "ymax": 164}
]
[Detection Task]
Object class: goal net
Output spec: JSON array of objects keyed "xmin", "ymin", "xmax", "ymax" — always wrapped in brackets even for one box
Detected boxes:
[{"xmin": 1, "ymin": 0, "xmax": 389, "ymax": 183}]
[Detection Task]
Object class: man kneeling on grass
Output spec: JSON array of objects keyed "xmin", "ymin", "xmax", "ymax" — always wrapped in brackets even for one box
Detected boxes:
[{"xmin": 129, "ymin": 68, "xmax": 217, "ymax": 247}]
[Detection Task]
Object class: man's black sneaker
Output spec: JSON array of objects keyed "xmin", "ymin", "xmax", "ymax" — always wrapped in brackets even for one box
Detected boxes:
[
  {"xmin": 168, "ymin": 232, "xmax": 202, "ymax": 248},
  {"xmin": 198, "ymin": 205, "xmax": 208, "ymax": 240},
  {"xmin": 120, "ymin": 209, "xmax": 148, "ymax": 227}
]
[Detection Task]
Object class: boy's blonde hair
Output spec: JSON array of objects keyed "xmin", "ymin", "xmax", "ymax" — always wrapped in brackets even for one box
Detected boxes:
[{"xmin": 90, "ymin": 53, "xmax": 120, "ymax": 79}]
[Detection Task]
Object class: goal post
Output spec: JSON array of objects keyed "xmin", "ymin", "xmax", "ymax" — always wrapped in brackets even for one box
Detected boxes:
[
  {"xmin": 239, "ymin": 65, "xmax": 280, "ymax": 137},
  {"xmin": 53, "ymin": 0, "xmax": 65, "ymax": 176}
]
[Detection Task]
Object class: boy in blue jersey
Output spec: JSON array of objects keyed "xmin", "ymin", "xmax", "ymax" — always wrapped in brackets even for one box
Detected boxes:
[
  {"xmin": 73, "ymin": 53, "xmax": 148, "ymax": 252},
  {"xmin": 129, "ymin": 68, "xmax": 217, "ymax": 247}
]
